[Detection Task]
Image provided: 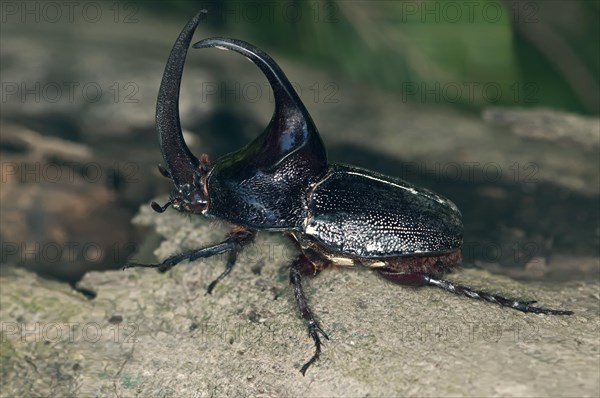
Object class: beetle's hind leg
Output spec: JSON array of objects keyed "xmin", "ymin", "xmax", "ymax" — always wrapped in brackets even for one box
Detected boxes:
[
  {"xmin": 425, "ymin": 276, "xmax": 574, "ymax": 315},
  {"xmin": 289, "ymin": 254, "xmax": 330, "ymax": 375},
  {"xmin": 377, "ymin": 269, "xmax": 573, "ymax": 315},
  {"xmin": 125, "ymin": 228, "xmax": 255, "ymax": 293}
]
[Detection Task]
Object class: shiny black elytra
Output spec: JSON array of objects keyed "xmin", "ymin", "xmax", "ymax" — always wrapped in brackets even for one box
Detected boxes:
[{"xmin": 126, "ymin": 10, "xmax": 573, "ymax": 375}]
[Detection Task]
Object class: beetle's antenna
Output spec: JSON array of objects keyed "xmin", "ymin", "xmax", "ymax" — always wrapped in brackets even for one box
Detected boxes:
[{"xmin": 156, "ymin": 9, "xmax": 207, "ymax": 188}]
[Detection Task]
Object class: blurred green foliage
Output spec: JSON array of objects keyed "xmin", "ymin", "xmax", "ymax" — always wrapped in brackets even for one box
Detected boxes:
[{"xmin": 140, "ymin": 0, "xmax": 599, "ymax": 115}]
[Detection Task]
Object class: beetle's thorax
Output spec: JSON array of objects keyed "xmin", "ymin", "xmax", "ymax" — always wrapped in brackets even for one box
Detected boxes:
[{"xmin": 203, "ymin": 125, "xmax": 327, "ymax": 229}]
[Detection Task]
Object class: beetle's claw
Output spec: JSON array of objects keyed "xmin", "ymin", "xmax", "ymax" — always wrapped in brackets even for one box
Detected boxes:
[
  {"xmin": 300, "ymin": 336, "xmax": 322, "ymax": 376},
  {"xmin": 507, "ymin": 298, "xmax": 573, "ymax": 315},
  {"xmin": 315, "ymin": 324, "xmax": 330, "ymax": 340},
  {"xmin": 158, "ymin": 255, "xmax": 182, "ymax": 271},
  {"xmin": 158, "ymin": 262, "xmax": 175, "ymax": 273},
  {"xmin": 299, "ymin": 321, "xmax": 328, "ymax": 376},
  {"xmin": 206, "ymin": 279, "xmax": 219, "ymax": 295},
  {"xmin": 517, "ymin": 301, "xmax": 573, "ymax": 315}
]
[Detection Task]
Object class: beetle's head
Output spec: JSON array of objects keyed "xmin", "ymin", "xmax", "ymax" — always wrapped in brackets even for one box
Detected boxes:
[
  {"xmin": 151, "ymin": 10, "xmax": 211, "ymax": 215},
  {"xmin": 151, "ymin": 154, "xmax": 211, "ymax": 215},
  {"xmin": 152, "ymin": 10, "xmax": 327, "ymax": 221}
]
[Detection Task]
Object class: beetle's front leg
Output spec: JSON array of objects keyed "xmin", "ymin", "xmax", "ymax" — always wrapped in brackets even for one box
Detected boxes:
[
  {"xmin": 377, "ymin": 269, "xmax": 573, "ymax": 315},
  {"xmin": 206, "ymin": 230, "xmax": 253, "ymax": 294},
  {"xmin": 289, "ymin": 254, "xmax": 329, "ymax": 375},
  {"xmin": 125, "ymin": 228, "xmax": 255, "ymax": 292}
]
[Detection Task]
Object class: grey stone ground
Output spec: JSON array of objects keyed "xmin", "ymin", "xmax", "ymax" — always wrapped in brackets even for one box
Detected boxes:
[{"xmin": 1, "ymin": 202, "xmax": 598, "ymax": 397}]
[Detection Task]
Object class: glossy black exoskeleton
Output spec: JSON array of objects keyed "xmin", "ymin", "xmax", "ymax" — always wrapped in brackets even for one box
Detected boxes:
[{"xmin": 126, "ymin": 10, "xmax": 574, "ymax": 375}]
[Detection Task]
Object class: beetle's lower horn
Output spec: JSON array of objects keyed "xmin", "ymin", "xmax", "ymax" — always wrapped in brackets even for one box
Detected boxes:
[{"xmin": 156, "ymin": 10, "xmax": 206, "ymax": 187}]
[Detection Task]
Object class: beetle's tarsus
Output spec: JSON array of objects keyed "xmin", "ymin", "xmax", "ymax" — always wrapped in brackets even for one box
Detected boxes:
[
  {"xmin": 300, "ymin": 322, "xmax": 326, "ymax": 376},
  {"xmin": 206, "ymin": 248, "xmax": 239, "ymax": 294},
  {"xmin": 425, "ymin": 275, "xmax": 574, "ymax": 315},
  {"xmin": 301, "ymin": 320, "xmax": 330, "ymax": 375},
  {"xmin": 289, "ymin": 255, "xmax": 328, "ymax": 375},
  {"xmin": 377, "ymin": 270, "xmax": 573, "ymax": 315}
]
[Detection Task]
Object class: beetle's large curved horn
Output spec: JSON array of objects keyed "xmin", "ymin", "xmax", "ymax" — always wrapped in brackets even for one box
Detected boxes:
[
  {"xmin": 192, "ymin": 37, "xmax": 325, "ymax": 167},
  {"xmin": 156, "ymin": 10, "xmax": 206, "ymax": 187},
  {"xmin": 193, "ymin": 37, "xmax": 307, "ymax": 116}
]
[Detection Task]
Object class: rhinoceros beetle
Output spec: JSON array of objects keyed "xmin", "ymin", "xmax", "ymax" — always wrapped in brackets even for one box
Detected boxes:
[{"xmin": 126, "ymin": 10, "xmax": 573, "ymax": 375}]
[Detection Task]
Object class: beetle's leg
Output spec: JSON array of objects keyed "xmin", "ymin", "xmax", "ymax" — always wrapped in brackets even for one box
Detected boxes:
[
  {"xmin": 425, "ymin": 276, "xmax": 574, "ymax": 315},
  {"xmin": 204, "ymin": 228, "xmax": 255, "ymax": 293},
  {"xmin": 124, "ymin": 228, "xmax": 255, "ymax": 276},
  {"xmin": 377, "ymin": 270, "xmax": 573, "ymax": 315},
  {"xmin": 205, "ymin": 244, "xmax": 239, "ymax": 294},
  {"xmin": 289, "ymin": 254, "xmax": 329, "ymax": 375}
]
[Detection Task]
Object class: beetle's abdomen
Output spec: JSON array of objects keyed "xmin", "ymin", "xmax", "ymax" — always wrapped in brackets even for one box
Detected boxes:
[{"xmin": 305, "ymin": 165, "xmax": 463, "ymax": 258}]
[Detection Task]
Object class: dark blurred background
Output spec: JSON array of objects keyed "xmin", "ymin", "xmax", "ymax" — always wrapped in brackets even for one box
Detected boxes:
[
  {"xmin": 142, "ymin": 0, "xmax": 600, "ymax": 114},
  {"xmin": 1, "ymin": 0, "xmax": 598, "ymax": 285}
]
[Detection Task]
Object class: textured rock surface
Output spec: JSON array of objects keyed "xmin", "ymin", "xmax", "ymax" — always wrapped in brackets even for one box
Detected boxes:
[{"xmin": 1, "ymin": 204, "xmax": 598, "ymax": 397}]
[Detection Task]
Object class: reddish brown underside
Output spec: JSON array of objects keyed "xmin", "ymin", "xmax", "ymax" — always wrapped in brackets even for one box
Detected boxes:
[
  {"xmin": 286, "ymin": 232, "xmax": 463, "ymax": 277},
  {"xmin": 379, "ymin": 249, "xmax": 462, "ymax": 276}
]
